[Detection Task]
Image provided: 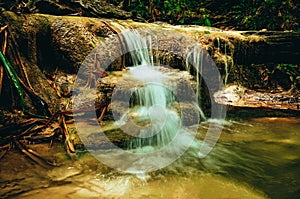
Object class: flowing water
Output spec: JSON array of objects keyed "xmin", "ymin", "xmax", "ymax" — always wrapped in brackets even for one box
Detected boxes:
[
  {"xmin": 1, "ymin": 117, "xmax": 299, "ymax": 198},
  {"xmin": 115, "ymin": 29, "xmax": 200, "ymax": 153},
  {"xmin": 1, "ymin": 29, "xmax": 299, "ymax": 198}
]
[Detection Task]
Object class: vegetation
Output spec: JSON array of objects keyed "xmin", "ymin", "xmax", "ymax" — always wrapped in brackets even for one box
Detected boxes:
[
  {"xmin": 275, "ymin": 64, "xmax": 300, "ymax": 92},
  {"xmin": 215, "ymin": 0, "xmax": 299, "ymax": 30},
  {"xmin": 1, "ymin": 0, "xmax": 299, "ymax": 30},
  {"xmin": 119, "ymin": 0, "xmax": 212, "ymax": 25},
  {"xmin": 116, "ymin": 0, "xmax": 299, "ymax": 30}
]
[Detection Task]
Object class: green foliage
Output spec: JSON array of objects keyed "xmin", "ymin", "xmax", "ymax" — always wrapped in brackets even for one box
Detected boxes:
[
  {"xmin": 126, "ymin": 0, "xmax": 212, "ymax": 26},
  {"xmin": 224, "ymin": 0, "xmax": 299, "ymax": 30},
  {"xmin": 276, "ymin": 63, "xmax": 300, "ymax": 90},
  {"xmin": 276, "ymin": 64, "xmax": 299, "ymax": 81},
  {"xmin": 122, "ymin": 0, "xmax": 298, "ymax": 30}
]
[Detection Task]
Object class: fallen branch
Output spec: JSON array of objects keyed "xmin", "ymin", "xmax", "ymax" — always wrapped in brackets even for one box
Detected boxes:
[
  {"xmin": 0, "ymin": 58, "xmax": 3, "ymax": 96},
  {"xmin": 0, "ymin": 118, "xmax": 44, "ymax": 137},
  {"xmin": 0, "ymin": 149, "xmax": 7, "ymax": 160},
  {"xmin": 59, "ymin": 115, "xmax": 76, "ymax": 156},
  {"xmin": 15, "ymin": 140, "xmax": 51, "ymax": 168},
  {"xmin": 0, "ymin": 28, "xmax": 8, "ymax": 95},
  {"xmin": 26, "ymin": 147, "xmax": 59, "ymax": 167},
  {"xmin": 97, "ymin": 105, "xmax": 107, "ymax": 126}
]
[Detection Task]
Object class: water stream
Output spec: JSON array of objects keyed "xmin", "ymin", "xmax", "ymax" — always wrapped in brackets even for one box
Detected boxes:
[
  {"xmin": 117, "ymin": 29, "xmax": 180, "ymax": 150},
  {"xmin": 1, "ymin": 29, "xmax": 299, "ymax": 198},
  {"xmin": 1, "ymin": 117, "xmax": 299, "ymax": 198}
]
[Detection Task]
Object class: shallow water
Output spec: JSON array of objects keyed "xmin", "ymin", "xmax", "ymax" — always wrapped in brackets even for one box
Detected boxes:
[
  {"xmin": 0, "ymin": 118, "xmax": 300, "ymax": 198},
  {"xmin": 203, "ymin": 117, "xmax": 300, "ymax": 199},
  {"xmin": 1, "ymin": 116, "xmax": 299, "ymax": 198}
]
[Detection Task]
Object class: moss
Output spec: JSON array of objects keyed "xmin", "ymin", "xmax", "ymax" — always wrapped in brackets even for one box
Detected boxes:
[
  {"xmin": 0, "ymin": 12, "xmax": 24, "ymax": 36},
  {"xmin": 30, "ymin": 14, "xmax": 51, "ymax": 35}
]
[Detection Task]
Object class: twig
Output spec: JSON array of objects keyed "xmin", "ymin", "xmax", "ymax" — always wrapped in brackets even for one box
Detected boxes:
[
  {"xmin": 0, "ymin": 25, "xmax": 8, "ymax": 34},
  {"xmin": 15, "ymin": 140, "xmax": 50, "ymax": 168},
  {"xmin": 0, "ymin": 149, "xmax": 7, "ymax": 160},
  {"xmin": 2, "ymin": 29, "xmax": 7, "ymax": 55},
  {"xmin": 0, "ymin": 118, "xmax": 47, "ymax": 147},
  {"xmin": 26, "ymin": 148, "xmax": 59, "ymax": 166},
  {"xmin": 7, "ymin": 28, "xmax": 34, "ymax": 91},
  {"xmin": 14, "ymin": 123, "xmax": 37, "ymax": 138},
  {"xmin": 0, "ymin": 144, "xmax": 10, "ymax": 151},
  {"xmin": 59, "ymin": 115, "xmax": 76, "ymax": 154},
  {"xmin": 97, "ymin": 105, "xmax": 107, "ymax": 125},
  {"xmin": 0, "ymin": 29, "xmax": 8, "ymax": 96},
  {"xmin": 17, "ymin": 140, "xmax": 59, "ymax": 166},
  {"xmin": 0, "ymin": 60, "xmax": 3, "ymax": 96},
  {"xmin": 43, "ymin": 104, "xmax": 101, "ymax": 128}
]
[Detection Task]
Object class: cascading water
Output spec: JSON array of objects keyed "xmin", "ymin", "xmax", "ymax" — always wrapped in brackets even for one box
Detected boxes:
[
  {"xmin": 224, "ymin": 41, "xmax": 229, "ymax": 85},
  {"xmin": 72, "ymin": 26, "xmax": 228, "ymax": 174},
  {"xmin": 121, "ymin": 29, "xmax": 153, "ymax": 66},
  {"xmin": 185, "ymin": 45, "xmax": 207, "ymax": 121},
  {"xmin": 63, "ymin": 27, "xmax": 295, "ymax": 199},
  {"xmin": 117, "ymin": 29, "xmax": 194, "ymax": 150},
  {"xmin": 215, "ymin": 37, "xmax": 230, "ymax": 85}
]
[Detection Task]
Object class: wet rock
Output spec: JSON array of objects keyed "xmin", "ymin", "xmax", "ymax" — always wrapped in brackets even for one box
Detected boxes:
[
  {"xmin": 178, "ymin": 103, "xmax": 201, "ymax": 126},
  {"xmin": 214, "ymin": 85, "xmax": 244, "ymax": 104},
  {"xmin": 82, "ymin": 127, "xmax": 133, "ymax": 149},
  {"xmin": 50, "ymin": 18, "xmax": 96, "ymax": 73},
  {"xmin": 214, "ymin": 85, "xmax": 300, "ymax": 111},
  {"xmin": 47, "ymin": 166, "xmax": 83, "ymax": 182}
]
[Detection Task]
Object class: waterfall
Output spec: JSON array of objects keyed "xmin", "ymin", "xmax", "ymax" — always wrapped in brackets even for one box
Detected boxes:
[
  {"xmin": 224, "ymin": 41, "xmax": 229, "ymax": 85},
  {"xmin": 115, "ymin": 29, "xmax": 204, "ymax": 151},
  {"xmin": 216, "ymin": 37, "xmax": 229, "ymax": 85},
  {"xmin": 185, "ymin": 45, "xmax": 207, "ymax": 121},
  {"xmin": 121, "ymin": 29, "xmax": 153, "ymax": 66},
  {"xmin": 73, "ymin": 28, "xmax": 226, "ymax": 173}
]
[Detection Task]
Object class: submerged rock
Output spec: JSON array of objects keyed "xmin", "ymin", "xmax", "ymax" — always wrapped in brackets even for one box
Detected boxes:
[{"xmin": 47, "ymin": 166, "xmax": 83, "ymax": 182}]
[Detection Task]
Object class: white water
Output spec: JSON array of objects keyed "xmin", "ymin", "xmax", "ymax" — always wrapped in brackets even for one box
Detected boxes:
[
  {"xmin": 119, "ymin": 29, "xmax": 187, "ymax": 150},
  {"xmin": 216, "ymin": 37, "xmax": 229, "ymax": 85},
  {"xmin": 224, "ymin": 41, "xmax": 229, "ymax": 85},
  {"xmin": 121, "ymin": 29, "xmax": 153, "ymax": 66},
  {"xmin": 99, "ymin": 29, "xmax": 225, "ymax": 173},
  {"xmin": 185, "ymin": 45, "xmax": 207, "ymax": 121}
]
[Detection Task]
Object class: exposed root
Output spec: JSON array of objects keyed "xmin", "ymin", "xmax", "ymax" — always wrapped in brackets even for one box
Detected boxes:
[
  {"xmin": 15, "ymin": 140, "xmax": 54, "ymax": 168},
  {"xmin": 0, "ymin": 26, "xmax": 8, "ymax": 96}
]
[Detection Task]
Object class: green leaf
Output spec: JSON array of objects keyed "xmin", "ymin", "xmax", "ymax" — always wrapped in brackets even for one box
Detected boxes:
[
  {"xmin": 0, "ymin": 51, "xmax": 25, "ymax": 112},
  {"xmin": 164, "ymin": 1, "xmax": 171, "ymax": 8},
  {"xmin": 90, "ymin": 40, "xmax": 96, "ymax": 48},
  {"xmin": 179, "ymin": 18, "xmax": 185, "ymax": 23},
  {"xmin": 204, "ymin": 18, "xmax": 211, "ymax": 27}
]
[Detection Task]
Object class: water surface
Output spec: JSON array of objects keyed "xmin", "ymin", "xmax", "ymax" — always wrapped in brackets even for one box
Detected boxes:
[{"xmin": 1, "ymin": 116, "xmax": 299, "ymax": 198}]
